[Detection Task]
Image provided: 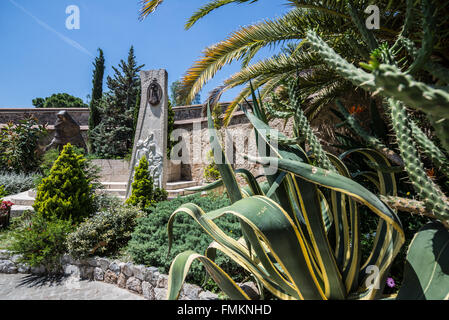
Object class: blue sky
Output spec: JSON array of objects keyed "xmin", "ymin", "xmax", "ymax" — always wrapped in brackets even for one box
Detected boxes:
[{"xmin": 0, "ymin": 0, "xmax": 289, "ymax": 108}]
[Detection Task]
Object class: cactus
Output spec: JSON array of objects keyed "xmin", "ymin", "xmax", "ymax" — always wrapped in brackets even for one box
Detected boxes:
[
  {"xmin": 304, "ymin": 3, "xmax": 449, "ymax": 300},
  {"xmin": 335, "ymin": 100, "xmax": 403, "ymax": 166},
  {"xmin": 266, "ymin": 78, "xmax": 336, "ymax": 172}
]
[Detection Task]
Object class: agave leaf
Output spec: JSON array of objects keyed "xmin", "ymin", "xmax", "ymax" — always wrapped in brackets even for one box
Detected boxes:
[
  {"xmin": 249, "ymin": 155, "xmax": 405, "ymax": 299},
  {"xmin": 207, "ymin": 103, "xmax": 243, "ymax": 203},
  {"xmin": 167, "ymin": 201, "xmax": 302, "ymax": 299},
  {"xmin": 397, "ymin": 222, "xmax": 449, "ymax": 300},
  {"xmin": 167, "ymin": 250, "xmax": 250, "ymax": 300}
]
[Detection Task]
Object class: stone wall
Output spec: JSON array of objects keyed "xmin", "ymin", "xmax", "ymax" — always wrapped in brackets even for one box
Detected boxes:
[
  {"xmin": 0, "ymin": 103, "xmax": 312, "ymax": 186},
  {"xmin": 0, "ymin": 250, "xmax": 218, "ymax": 300},
  {"xmin": 91, "ymin": 159, "xmax": 130, "ymax": 182}
]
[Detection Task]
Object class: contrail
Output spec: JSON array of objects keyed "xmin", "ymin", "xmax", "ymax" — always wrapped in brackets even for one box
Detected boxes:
[{"xmin": 8, "ymin": 0, "xmax": 93, "ymax": 57}]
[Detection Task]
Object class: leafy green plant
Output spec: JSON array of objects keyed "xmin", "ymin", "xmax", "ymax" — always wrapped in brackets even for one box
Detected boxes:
[
  {"xmin": 33, "ymin": 146, "xmax": 102, "ymax": 192},
  {"xmin": 126, "ymin": 193, "xmax": 243, "ymax": 287},
  {"xmin": 164, "ymin": 88, "xmax": 405, "ymax": 300},
  {"xmin": 66, "ymin": 204, "xmax": 145, "ymax": 259},
  {"xmin": 0, "ymin": 116, "xmax": 47, "ymax": 173},
  {"xmin": 0, "ymin": 172, "xmax": 38, "ymax": 196},
  {"xmin": 0, "ymin": 186, "xmax": 6, "ymax": 199},
  {"xmin": 126, "ymin": 156, "xmax": 167, "ymax": 208},
  {"xmin": 33, "ymin": 143, "xmax": 95, "ymax": 223},
  {"xmin": 10, "ymin": 212, "xmax": 74, "ymax": 274}
]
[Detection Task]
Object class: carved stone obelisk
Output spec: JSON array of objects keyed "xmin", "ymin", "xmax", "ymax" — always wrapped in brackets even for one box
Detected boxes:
[{"xmin": 126, "ymin": 70, "xmax": 168, "ymax": 198}]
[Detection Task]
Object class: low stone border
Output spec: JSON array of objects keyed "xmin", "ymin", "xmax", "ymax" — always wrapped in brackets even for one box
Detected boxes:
[{"xmin": 0, "ymin": 250, "xmax": 218, "ymax": 300}]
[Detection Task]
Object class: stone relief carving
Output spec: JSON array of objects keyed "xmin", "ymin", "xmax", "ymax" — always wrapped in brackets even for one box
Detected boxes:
[
  {"xmin": 135, "ymin": 130, "xmax": 163, "ymax": 188},
  {"xmin": 148, "ymin": 78, "xmax": 163, "ymax": 106}
]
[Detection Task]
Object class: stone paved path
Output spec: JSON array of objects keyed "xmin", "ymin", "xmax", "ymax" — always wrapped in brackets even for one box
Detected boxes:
[{"xmin": 0, "ymin": 273, "xmax": 144, "ymax": 300}]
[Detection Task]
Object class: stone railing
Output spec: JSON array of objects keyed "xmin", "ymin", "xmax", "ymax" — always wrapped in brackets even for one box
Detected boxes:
[{"xmin": 0, "ymin": 250, "xmax": 218, "ymax": 300}]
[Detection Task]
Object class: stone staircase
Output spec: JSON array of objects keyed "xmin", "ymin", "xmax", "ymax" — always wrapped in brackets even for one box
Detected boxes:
[{"xmin": 5, "ymin": 180, "xmax": 201, "ymax": 217}]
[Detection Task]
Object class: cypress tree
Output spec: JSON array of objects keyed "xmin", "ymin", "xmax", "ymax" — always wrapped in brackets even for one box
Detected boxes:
[
  {"xmin": 88, "ymin": 49, "xmax": 105, "ymax": 153},
  {"xmin": 90, "ymin": 46, "xmax": 144, "ymax": 158}
]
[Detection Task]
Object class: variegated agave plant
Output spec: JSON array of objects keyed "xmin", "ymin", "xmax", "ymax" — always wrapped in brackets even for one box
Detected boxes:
[{"xmin": 165, "ymin": 80, "xmax": 405, "ymax": 300}]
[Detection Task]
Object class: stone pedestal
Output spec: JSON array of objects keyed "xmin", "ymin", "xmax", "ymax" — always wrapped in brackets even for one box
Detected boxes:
[{"xmin": 126, "ymin": 70, "xmax": 169, "ymax": 198}]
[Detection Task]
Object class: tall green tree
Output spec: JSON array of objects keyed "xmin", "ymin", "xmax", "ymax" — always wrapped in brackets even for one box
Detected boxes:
[
  {"xmin": 90, "ymin": 46, "xmax": 144, "ymax": 158},
  {"xmin": 32, "ymin": 93, "xmax": 87, "ymax": 109},
  {"xmin": 88, "ymin": 48, "xmax": 106, "ymax": 153}
]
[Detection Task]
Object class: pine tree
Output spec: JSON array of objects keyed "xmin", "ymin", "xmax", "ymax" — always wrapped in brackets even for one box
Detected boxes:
[
  {"xmin": 88, "ymin": 48, "xmax": 105, "ymax": 153},
  {"xmin": 90, "ymin": 46, "xmax": 144, "ymax": 158},
  {"xmin": 33, "ymin": 143, "xmax": 95, "ymax": 223},
  {"xmin": 126, "ymin": 156, "xmax": 155, "ymax": 209}
]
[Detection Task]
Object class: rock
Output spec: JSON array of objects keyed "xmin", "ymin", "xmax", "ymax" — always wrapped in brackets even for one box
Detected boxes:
[
  {"xmin": 17, "ymin": 263, "xmax": 30, "ymax": 274},
  {"xmin": 96, "ymin": 258, "xmax": 110, "ymax": 271},
  {"xmin": 0, "ymin": 250, "xmax": 10, "ymax": 260},
  {"xmin": 239, "ymin": 282, "xmax": 260, "ymax": 300},
  {"xmin": 10, "ymin": 254, "xmax": 22, "ymax": 263},
  {"xmin": 63, "ymin": 264, "xmax": 80, "ymax": 278},
  {"xmin": 147, "ymin": 269, "xmax": 160, "ymax": 287},
  {"xmin": 85, "ymin": 257, "xmax": 98, "ymax": 267},
  {"xmin": 142, "ymin": 281, "xmax": 155, "ymax": 300},
  {"xmin": 126, "ymin": 277, "xmax": 142, "ymax": 294},
  {"xmin": 117, "ymin": 273, "xmax": 127, "ymax": 288},
  {"xmin": 80, "ymin": 266, "xmax": 94, "ymax": 280},
  {"xmin": 104, "ymin": 270, "xmax": 118, "ymax": 284},
  {"xmin": 30, "ymin": 265, "xmax": 46, "ymax": 275},
  {"xmin": 154, "ymin": 287, "xmax": 168, "ymax": 300},
  {"xmin": 0, "ymin": 260, "xmax": 17, "ymax": 274},
  {"xmin": 132, "ymin": 265, "xmax": 148, "ymax": 281},
  {"xmin": 198, "ymin": 291, "xmax": 219, "ymax": 300},
  {"xmin": 157, "ymin": 274, "xmax": 169, "ymax": 288},
  {"xmin": 121, "ymin": 262, "xmax": 133, "ymax": 277},
  {"xmin": 108, "ymin": 261, "xmax": 121, "ymax": 275},
  {"xmin": 181, "ymin": 283, "xmax": 202, "ymax": 300},
  {"xmin": 94, "ymin": 267, "xmax": 104, "ymax": 281},
  {"xmin": 61, "ymin": 254, "xmax": 76, "ymax": 265}
]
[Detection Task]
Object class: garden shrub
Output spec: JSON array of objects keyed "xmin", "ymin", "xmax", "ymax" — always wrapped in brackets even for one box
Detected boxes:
[
  {"xmin": 126, "ymin": 156, "xmax": 167, "ymax": 209},
  {"xmin": 0, "ymin": 116, "xmax": 47, "ymax": 173},
  {"xmin": 34, "ymin": 146, "xmax": 102, "ymax": 191},
  {"xmin": 66, "ymin": 204, "xmax": 145, "ymax": 259},
  {"xmin": 10, "ymin": 212, "xmax": 74, "ymax": 273},
  {"xmin": 126, "ymin": 193, "xmax": 244, "ymax": 286},
  {"xmin": 0, "ymin": 172, "xmax": 39, "ymax": 196},
  {"xmin": 33, "ymin": 143, "xmax": 95, "ymax": 223}
]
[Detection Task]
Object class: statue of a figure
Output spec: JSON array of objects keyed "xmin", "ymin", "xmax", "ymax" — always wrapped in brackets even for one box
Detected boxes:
[
  {"xmin": 135, "ymin": 130, "xmax": 163, "ymax": 188},
  {"xmin": 45, "ymin": 110, "xmax": 86, "ymax": 151},
  {"xmin": 148, "ymin": 78, "xmax": 162, "ymax": 106}
]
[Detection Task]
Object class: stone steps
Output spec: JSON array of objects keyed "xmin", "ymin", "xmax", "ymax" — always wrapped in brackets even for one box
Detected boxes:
[
  {"xmin": 4, "ymin": 180, "xmax": 202, "ymax": 217},
  {"xmin": 165, "ymin": 180, "xmax": 197, "ymax": 190}
]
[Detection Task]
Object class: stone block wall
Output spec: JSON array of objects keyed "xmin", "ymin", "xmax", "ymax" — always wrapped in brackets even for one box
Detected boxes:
[
  {"xmin": 91, "ymin": 159, "xmax": 130, "ymax": 182},
  {"xmin": 0, "ymin": 250, "xmax": 218, "ymax": 300}
]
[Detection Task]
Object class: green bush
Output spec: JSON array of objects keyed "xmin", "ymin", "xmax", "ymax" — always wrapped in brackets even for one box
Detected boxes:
[
  {"xmin": 0, "ymin": 116, "xmax": 47, "ymax": 173},
  {"xmin": 34, "ymin": 146, "xmax": 102, "ymax": 191},
  {"xmin": 0, "ymin": 172, "xmax": 39, "ymax": 196},
  {"xmin": 10, "ymin": 213, "xmax": 74, "ymax": 273},
  {"xmin": 126, "ymin": 156, "xmax": 167, "ymax": 209},
  {"xmin": 66, "ymin": 204, "xmax": 145, "ymax": 259},
  {"xmin": 33, "ymin": 143, "xmax": 95, "ymax": 223},
  {"xmin": 126, "ymin": 193, "xmax": 244, "ymax": 286}
]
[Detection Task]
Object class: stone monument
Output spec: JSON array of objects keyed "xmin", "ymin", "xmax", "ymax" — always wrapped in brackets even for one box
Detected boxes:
[
  {"xmin": 126, "ymin": 70, "xmax": 168, "ymax": 198},
  {"xmin": 45, "ymin": 110, "xmax": 86, "ymax": 151}
]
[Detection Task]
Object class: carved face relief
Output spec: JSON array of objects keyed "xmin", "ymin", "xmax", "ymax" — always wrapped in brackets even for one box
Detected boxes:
[{"xmin": 148, "ymin": 78, "xmax": 163, "ymax": 106}]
